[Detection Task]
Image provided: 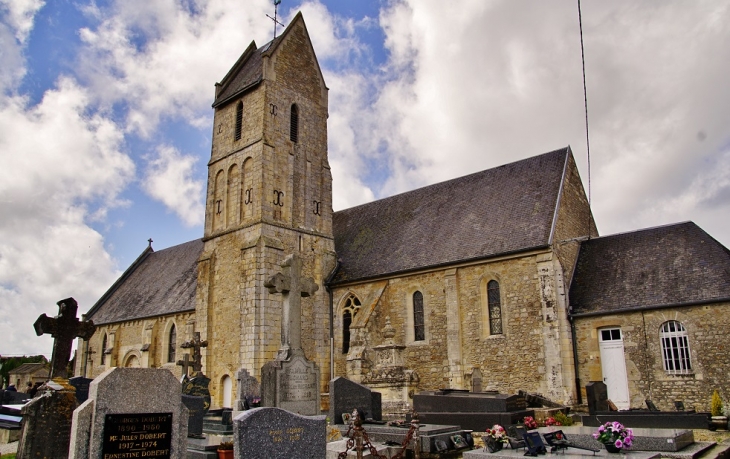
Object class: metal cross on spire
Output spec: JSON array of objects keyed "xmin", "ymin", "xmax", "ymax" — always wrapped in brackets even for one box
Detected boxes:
[{"xmin": 267, "ymin": 0, "xmax": 285, "ymax": 40}]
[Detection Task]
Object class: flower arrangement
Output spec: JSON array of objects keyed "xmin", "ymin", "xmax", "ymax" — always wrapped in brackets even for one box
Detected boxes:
[
  {"xmin": 485, "ymin": 424, "xmax": 509, "ymax": 444},
  {"xmin": 544, "ymin": 417, "xmax": 562, "ymax": 427},
  {"xmin": 593, "ymin": 421, "xmax": 634, "ymax": 450},
  {"xmin": 522, "ymin": 416, "xmax": 538, "ymax": 429}
]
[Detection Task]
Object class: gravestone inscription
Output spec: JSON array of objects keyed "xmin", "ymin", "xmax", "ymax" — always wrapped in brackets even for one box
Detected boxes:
[
  {"xmin": 182, "ymin": 394, "xmax": 205, "ymax": 438},
  {"xmin": 102, "ymin": 412, "xmax": 173, "ymax": 458},
  {"xmin": 233, "ymin": 407, "xmax": 325, "ymax": 459}
]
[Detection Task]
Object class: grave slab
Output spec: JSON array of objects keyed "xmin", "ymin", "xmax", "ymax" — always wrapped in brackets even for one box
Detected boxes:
[
  {"xmin": 581, "ymin": 412, "xmax": 710, "ymax": 430},
  {"xmin": 182, "ymin": 394, "xmax": 206, "ymax": 438},
  {"xmin": 69, "ymin": 367, "xmax": 188, "ymax": 459},
  {"xmin": 233, "ymin": 407, "xmax": 325, "ymax": 459},
  {"xmin": 463, "ymin": 447, "xmax": 661, "ymax": 459},
  {"xmin": 537, "ymin": 426, "xmax": 694, "ymax": 452}
]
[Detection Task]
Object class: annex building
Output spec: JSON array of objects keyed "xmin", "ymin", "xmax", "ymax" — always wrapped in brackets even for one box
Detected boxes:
[{"xmin": 74, "ymin": 13, "xmax": 730, "ymax": 414}]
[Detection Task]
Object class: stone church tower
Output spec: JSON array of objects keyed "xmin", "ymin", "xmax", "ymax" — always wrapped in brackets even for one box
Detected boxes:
[{"xmin": 195, "ymin": 13, "xmax": 336, "ymax": 400}]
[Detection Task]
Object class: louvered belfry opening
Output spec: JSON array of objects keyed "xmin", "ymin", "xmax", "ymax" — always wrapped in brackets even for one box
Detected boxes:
[
  {"xmin": 234, "ymin": 101, "xmax": 243, "ymax": 141},
  {"xmin": 290, "ymin": 104, "xmax": 299, "ymax": 142}
]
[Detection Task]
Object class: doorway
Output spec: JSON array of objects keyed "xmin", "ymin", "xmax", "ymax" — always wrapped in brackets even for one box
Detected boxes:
[
  {"xmin": 222, "ymin": 375, "xmax": 232, "ymax": 408},
  {"xmin": 598, "ymin": 327, "xmax": 630, "ymax": 410}
]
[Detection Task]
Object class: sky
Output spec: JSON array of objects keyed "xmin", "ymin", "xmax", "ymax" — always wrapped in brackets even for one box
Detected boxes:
[{"xmin": 1, "ymin": 0, "xmax": 729, "ymax": 357}]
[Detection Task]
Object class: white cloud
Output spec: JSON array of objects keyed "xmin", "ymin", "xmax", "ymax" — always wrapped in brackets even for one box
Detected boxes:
[
  {"xmin": 142, "ymin": 145, "xmax": 205, "ymax": 226},
  {"xmin": 0, "ymin": 78, "xmax": 134, "ymax": 355},
  {"xmin": 0, "ymin": 0, "xmax": 44, "ymax": 43}
]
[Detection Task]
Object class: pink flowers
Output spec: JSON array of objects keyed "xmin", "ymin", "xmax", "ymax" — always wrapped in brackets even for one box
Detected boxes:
[
  {"xmin": 522, "ymin": 416, "xmax": 538, "ymax": 429},
  {"xmin": 593, "ymin": 421, "xmax": 634, "ymax": 450},
  {"xmin": 485, "ymin": 424, "xmax": 509, "ymax": 444},
  {"xmin": 544, "ymin": 417, "xmax": 562, "ymax": 426}
]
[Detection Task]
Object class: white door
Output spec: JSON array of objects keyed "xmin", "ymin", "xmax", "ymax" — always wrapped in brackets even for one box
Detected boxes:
[
  {"xmin": 222, "ymin": 375, "xmax": 232, "ymax": 408},
  {"xmin": 598, "ymin": 328, "xmax": 630, "ymax": 410}
]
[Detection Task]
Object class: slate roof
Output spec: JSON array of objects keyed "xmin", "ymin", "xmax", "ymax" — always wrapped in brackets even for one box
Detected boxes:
[
  {"xmin": 212, "ymin": 40, "xmax": 268, "ymax": 108},
  {"xmin": 331, "ymin": 148, "xmax": 570, "ymax": 284},
  {"xmin": 86, "ymin": 239, "xmax": 203, "ymax": 325},
  {"xmin": 8, "ymin": 363, "xmax": 48, "ymax": 376},
  {"xmin": 569, "ymin": 222, "xmax": 730, "ymax": 315}
]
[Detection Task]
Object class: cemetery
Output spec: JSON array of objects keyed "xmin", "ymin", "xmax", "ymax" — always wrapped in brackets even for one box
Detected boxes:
[{"xmin": 1, "ymin": 296, "xmax": 729, "ymax": 459}]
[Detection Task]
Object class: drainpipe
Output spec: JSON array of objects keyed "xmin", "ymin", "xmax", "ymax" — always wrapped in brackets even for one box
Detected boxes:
[
  {"xmin": 568, "ymin": 307, "xmax": 583, "ymax": 405},
  {"xmin": 324, "ymin": 260, "xmax": 341, "ymax": 383}
]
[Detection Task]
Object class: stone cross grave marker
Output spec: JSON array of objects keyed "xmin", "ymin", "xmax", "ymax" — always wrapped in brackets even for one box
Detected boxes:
[
  {"xmin": 33, "ymin": 297, "xmax": 96, "ymax": 380},
  {"xmin": 176, "ymin": 353, "xmax": 192, "ymax": 378},
  {"xmin": 264, "ymin": 253, "xmax": 319, "ymax": 361},
  {"xmin": 181, "ymin": 332, "xmax": 207, "ymax": 375}
]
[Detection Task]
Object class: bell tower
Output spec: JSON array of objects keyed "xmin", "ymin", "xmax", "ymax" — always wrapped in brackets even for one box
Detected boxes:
[{"xmin": 195, "ymin": 13, "xmax": 335, "ymax": 409}]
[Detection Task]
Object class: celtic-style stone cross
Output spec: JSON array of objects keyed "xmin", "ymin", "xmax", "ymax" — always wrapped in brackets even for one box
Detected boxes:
[
  {"xmin": 33, "ymin": 297, "xmax": 96, "ymax": 380},
  {"xmin": 181, "ymin": 332, "xmax": 208, "ymax": 375},
  {"xmin": 177, "ymin": 353, "xmax": 192, "ymax": 378},
  {"xmin": 264, "ymin": 253, "xmax": 319, "ymax": 360}
]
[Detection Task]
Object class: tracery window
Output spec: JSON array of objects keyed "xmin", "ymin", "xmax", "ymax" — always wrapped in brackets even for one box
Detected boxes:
[
  {"xmin": 234, "ymin": 101, "xmax": 243, "ymax": 141},
  {"xmin": 660, "ymin": 320, "xmax": 692, "ymax": 374},
  {"xmin": 342, "ymin": 294, "xmax": 361, "ymax": 354},
  {"xmin": 290, "ymin": 104, "xmax": 299, "ymax": 143},
  {"xmin": 413, "ymin": 291, "xmax": 425, "ymax": 341},
  {"xmin": 168, "ymin": 324, "xmax": 177, "ymax": 363},
  {"xmin": 487, "ymin": 280, "xmax": 502, "ymax": 335}
]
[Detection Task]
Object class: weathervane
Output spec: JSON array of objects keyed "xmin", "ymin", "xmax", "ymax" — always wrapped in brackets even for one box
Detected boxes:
[{"xmin": 267, "ymin": 0, "xmax": 285, "ymax": 40}]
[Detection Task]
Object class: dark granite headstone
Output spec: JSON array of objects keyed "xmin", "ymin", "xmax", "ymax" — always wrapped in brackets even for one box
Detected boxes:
[
  {"xmin": 69, "ymin": 376, "xmax": 92, "ymax": 404},
  {"xmin": 329, "ymin": 377, "xmax": 382, "ymax": 424},
  {"xmin": 182, "ymin": 394, "xmax": 206, "ymax": 438},
  {"xmin": 182, "ymin": 373, "xmax": 211, "ymax": 414},
  {"xmin": 585, "ymin": 382, "xmax": 608, "ymax": 415},
  {"xmin": 233, "ymin": 407, "xmax": 325, "ymax": 459},
  {"xmin": 413, "ymin": 390, "xmax": 532, "ymax": 431}
]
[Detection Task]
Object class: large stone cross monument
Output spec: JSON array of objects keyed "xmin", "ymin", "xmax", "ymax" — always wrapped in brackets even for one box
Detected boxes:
[
  {"xmin": 264, "ymin": 253, "xmax": 319, "ymax": 361},
  {"xmin": 262, "ymin": 254, "xmax": 321, "ymax": 415}
]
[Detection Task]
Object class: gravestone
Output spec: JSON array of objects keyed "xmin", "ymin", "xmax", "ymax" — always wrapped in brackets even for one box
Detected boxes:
[
  {"xmin": 329, "ymin": 377, "xmax": 382, "ymax": 424},
  {"xmin": 261, "ymin": 254, "xmax": 321, "ymax": 415},
  {"xmin": 69, "ymin": 376, "xmax": 93, "ymax": 404},
  {"xmin": 182, "ymin": 394, "xmax": 205, "ymax": 438},
  {"xmin": 235, "ymin": 367, "xmax": 260, "ymax": 410},
  {"xmin": 69, "ymin": 367, "xmax": 188, "ymax": 459},
  {"xmin": 585, "ymin": 381, "xmax": 608, "ymax": 415},
  {"xmin": 233, "ymin": 407, "xmax": 325, "ymax": 459},
  {"xmin": 17, "ymin": 297, "xmax": 96, "ymax": 459}
]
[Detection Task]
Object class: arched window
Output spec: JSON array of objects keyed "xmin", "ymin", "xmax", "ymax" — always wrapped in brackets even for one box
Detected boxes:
[
  {"xmin": 413, "ymin": 291, "xmax": 425, "ymax": 341},
  {"xmin": 234, "ymin": 101, "xmax": 243, "ymax": 141},
  {"xmin": 487, "ymin": 280, "xmax": 502, "ymax": 335},
  {"xmin": 168, "ymin": 325, "xmax": 177, "ymax": 363},
  {"xmin": 100, "ymin": 333, "xmax": 107, "ymax": 365},
  {"xmin": 290, "ymin": 104, "xmax": 299, "ymax": 143},
  {"xmin": 660, "ymin": 321, "xmax": 692, "ymax": 374},
  {"xmin": 342, "ymin": 294, "xmax": 361, "ymax": 354}
]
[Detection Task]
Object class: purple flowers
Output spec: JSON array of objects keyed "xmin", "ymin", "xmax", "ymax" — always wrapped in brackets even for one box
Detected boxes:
[{"xmin": 593, "ymin": 421, "xmax": 634, "ymax": 451}]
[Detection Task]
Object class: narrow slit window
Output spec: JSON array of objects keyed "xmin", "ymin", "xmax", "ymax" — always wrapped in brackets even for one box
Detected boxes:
[
  {"xmin": 487, "ymin": 280, "xmax": 503, "ymax": 335},
  {"xmin": 413, "ymin": 291, "xmax": 425, "ymax": 341},
  {"xmin": 168, "ymin": 324, "xmax": 176, "ymax": 363},
  {"xmin": 290, "ymin": 104, "xmax": 299, "ymax": 142},
  {"xmin": 234, "ymin": 101, "xmax": 243, "ymax": 141},
  {"xmin": 101, "ymin": 333, "xmax": 107, "ymax": 365}
]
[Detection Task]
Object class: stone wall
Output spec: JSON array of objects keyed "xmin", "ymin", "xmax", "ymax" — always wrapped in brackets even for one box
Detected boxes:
[
  {"xmin": 77, "ymin": 311, "xmax": 195, "ymax": 379},
  {"xmin": 574, "ymin": 302, "xmax": 730, "ymax": 411},
  {"xmin": 331, "ymin": 247, "xmax": 579, "ymax": 406}
]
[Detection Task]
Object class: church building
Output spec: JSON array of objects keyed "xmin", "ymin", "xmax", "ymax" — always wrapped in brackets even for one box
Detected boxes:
[{"xmin": 75, "ymin": 13, "xmax": 730, "ymax": 414}]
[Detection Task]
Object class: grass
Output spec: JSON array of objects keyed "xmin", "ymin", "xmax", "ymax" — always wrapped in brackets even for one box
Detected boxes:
[{"xmin": 0, "ymin": 454, "xmax": 16, "ymax": 459}]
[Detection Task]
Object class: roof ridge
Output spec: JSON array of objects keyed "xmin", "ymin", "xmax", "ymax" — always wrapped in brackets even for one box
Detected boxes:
[{"xmin": 585, "ymin": 221, "xmax": 696, "ymax": 241}]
